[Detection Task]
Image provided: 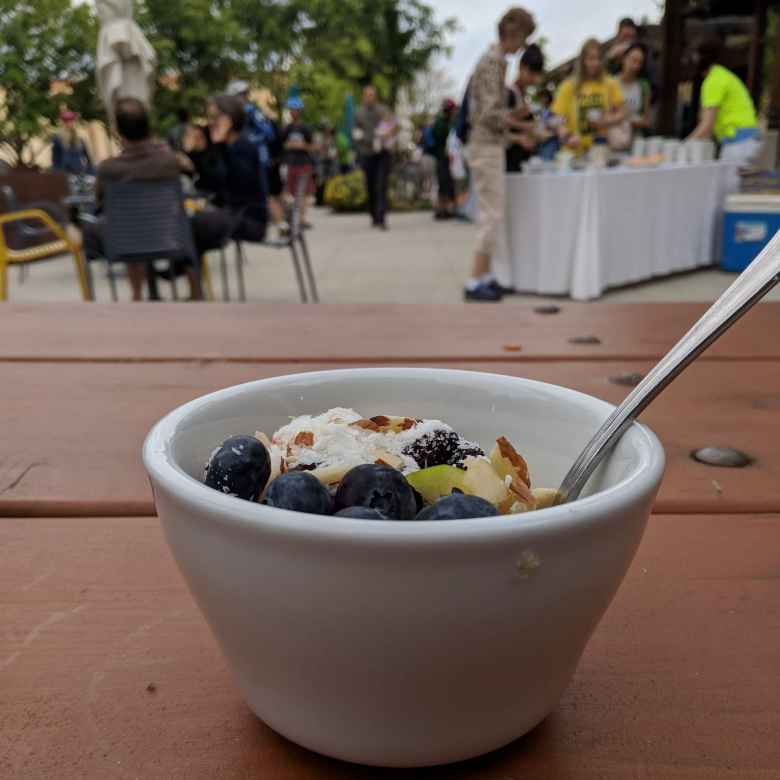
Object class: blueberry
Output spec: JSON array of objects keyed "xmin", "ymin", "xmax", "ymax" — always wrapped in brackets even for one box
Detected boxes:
[
  {"xmin": 403, "ymin": 429, "xmax": 485, "ymax": 469},
  {"xmin": 415, "ymin": 494, "xmax": 499, "ymax": 521},
  {"xmin": 204, "ymin": 435, "xmax": 271, "ymax": 501},
  {"xmin": 335, "ymin": 506, "xmax": 389, "ymax": 520},
  {"xmin": 335, "ymin": 464, "xmax": 417, "ymax": 520},
  {"xmin": 262, "ymin": 471, "xmax": 333, "ymax": 515}
]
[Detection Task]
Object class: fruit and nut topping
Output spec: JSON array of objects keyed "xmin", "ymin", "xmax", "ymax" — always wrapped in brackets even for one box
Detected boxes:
[{"xmin": 202, "ymin": 408, "xmax": 555, "ymax": 521}]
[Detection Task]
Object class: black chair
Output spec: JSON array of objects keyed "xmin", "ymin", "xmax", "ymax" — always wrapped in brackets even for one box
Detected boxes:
[
  {"xmin": 95, "ymin": 179, "xmax": 200, "ymax": 302},
  {"xmin": 216, "ymin": 172, "xmax": 319, "ymax": 303}
]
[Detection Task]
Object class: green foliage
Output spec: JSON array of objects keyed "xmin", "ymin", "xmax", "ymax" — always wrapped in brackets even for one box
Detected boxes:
[
  {"xmin": 297, "ymin": 0, "xmax": 457, "ymax": 107},
  {"xmin": 0, "ymin": 0, "xmax": 455, "ymax": 160},
  {"xmin": 324, "ymin": 167, "xmax": 432, "ymax": 213},
  {"xmin": 324, "ymin": 169, "xmax": 367, "ymax": 211},
  {"xmin": 135, "ymin": 0, "xmax": 250, "ymax": 133},
  {"xmin": 286, "ymin": 64, "xmax": 353, "ymax": 126},
  {"xmin": 0, "ymin": 0, "xmax": 98, "ymax": 165}
]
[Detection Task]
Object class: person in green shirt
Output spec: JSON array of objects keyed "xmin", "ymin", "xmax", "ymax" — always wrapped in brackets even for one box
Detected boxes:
[{"xmin": 687, "ymin": 36, "xmax": 760, "ymax": 165}]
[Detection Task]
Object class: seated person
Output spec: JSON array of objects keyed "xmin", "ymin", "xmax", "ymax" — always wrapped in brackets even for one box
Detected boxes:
[
  {"xmin": 81, "ymin": 98, "xmax": 202, "ymax": 301},
  {"xmin": 182, "ymin": 94, "xmax": 267, "ymax": 250}
]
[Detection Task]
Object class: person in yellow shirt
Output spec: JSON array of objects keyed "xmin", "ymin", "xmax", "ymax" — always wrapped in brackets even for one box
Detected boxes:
[
  {"xmin": 687, "ymin": 36, "xmax": 760, "ymax": 165},
  {"xmin": 553, "ymin": 38, "xmax": 625, "ymax": 153}
]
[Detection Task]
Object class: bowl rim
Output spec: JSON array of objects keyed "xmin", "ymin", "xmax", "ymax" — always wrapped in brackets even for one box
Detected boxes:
[{"xmin": 143, "ymin": 368, "xmax": 665, "ymax": 544}]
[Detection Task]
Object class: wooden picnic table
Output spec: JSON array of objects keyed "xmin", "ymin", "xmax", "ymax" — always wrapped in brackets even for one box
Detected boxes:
[{"xmin": 1, "ymin": 302, "xmax": 779, "ymax": 779}]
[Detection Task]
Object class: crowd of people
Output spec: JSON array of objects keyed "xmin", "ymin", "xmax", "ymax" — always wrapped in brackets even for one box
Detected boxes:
[
  {"xmin": 48, "ymin": 6, "xmax": 762, "ymax": 303},
  {"xmin": 442, "ymin": 8, "xmax": 762, "ymax": 302},
  {"xmin": 52, "ymin": 72, "xmax": 410, "ymax": 299}
]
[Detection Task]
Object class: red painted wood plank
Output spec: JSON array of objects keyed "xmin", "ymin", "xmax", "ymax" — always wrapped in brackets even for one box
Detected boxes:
[
  {"xmin": 1, "ymin": 302, "xmax": 779, "ymax": 362},
  {"xmin": 1, "ymin": 514, "xmax": 778, "ymax": 778},
  {"xmin": 0, "ymin": 361, "xmax": 778, "ymax": 516}
]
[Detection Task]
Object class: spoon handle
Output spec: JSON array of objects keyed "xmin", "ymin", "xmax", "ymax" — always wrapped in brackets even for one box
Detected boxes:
[{"xmin": 556, "ymin": 229, "xmax": 780, "ymax": 505}]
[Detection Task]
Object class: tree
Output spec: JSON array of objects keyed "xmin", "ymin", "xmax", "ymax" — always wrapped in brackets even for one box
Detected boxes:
[
  {"xmin": 0, "ymin": 0, "xmax": 98, "ymax": 166},
  {"xmin": 135, "ymin": 0, "xmax": 250, "ymax": 130},
  {"xmin": 295, "ymin": 0, "xmax": 457, "ymax": 107},
  {"xmin": 401, "ymin": 64, "xmax": 457, "ymax": 122}
]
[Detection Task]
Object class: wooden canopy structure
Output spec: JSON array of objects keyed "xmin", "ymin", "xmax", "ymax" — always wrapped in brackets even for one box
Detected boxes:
[{"xmin": 658, "ymin": 0, "xmax": 780, "ymax": 135}]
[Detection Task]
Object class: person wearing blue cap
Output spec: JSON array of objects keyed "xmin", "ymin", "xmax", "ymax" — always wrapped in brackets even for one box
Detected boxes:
[
  {"xmin": 226, "ymin": 79, "xmax": 286, "ymax": 236},
  {"xmin": 281, "ymin": 95, "xmax": 315, "ymax": 227}
]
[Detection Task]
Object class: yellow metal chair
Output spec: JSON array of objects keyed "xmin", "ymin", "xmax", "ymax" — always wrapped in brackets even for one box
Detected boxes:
[
  {"xmin": 0, "ymin": 208, "xmax": 90, "ymax": 302},
  {"xmin": 200, "ymin": 254, "xmax": 215, "ymax": 301}
]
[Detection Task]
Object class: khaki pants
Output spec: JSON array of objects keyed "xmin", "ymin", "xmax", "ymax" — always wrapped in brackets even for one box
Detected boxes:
[{"xmin": 469, "ymin": 143, "xmax": 505, "ymax": 256}]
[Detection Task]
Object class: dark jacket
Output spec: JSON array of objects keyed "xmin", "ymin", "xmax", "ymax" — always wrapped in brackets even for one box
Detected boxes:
[
  {"xmin": 95, "ymin": 139, "xmax": 180, "ymax": 207},
  {"xmin": 52, "ymin": 135, "xmax": 94, "ymax": 176},
  {"xmin": 431, "ymin": 114, "xmax": 452, "ymax": 159},
  {"xmin": 189, "ymin": 131, "xmax": 267, "ymax": 240}
]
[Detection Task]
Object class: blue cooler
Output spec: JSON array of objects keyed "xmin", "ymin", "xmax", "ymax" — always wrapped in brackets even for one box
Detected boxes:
[{"xmin": 721, "ymin": 194, "xmax": 780, "ymax": 272}]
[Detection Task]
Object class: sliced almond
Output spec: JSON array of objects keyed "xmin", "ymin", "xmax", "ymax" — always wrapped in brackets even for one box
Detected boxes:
[
  {"xmin": 369, "ymin": 449, "xmax": 404, "ymax": 470},
  {"xmin": 531, "ymin": 488, "xmax": 560, "ymax": 510},
  {"xmin": 310, "ymin": 462, "xmax": 352, "ymax": 486},
  {"xmin": 255, "ymin": 431, "xmax": 285, "ymax": 500},
  {"xmin": 351, "ymin": 419, "xmax": 381, "ymax": 432},
  {"xmin": 507, "ymin": 500, "xmax": 535, "ymax": 515},
  {"xmin": 509, "ymin": 475, "xmax": 534, "ymax": 504},
  {"xmin": 462, "ymin": 456, "xmax": 511, "ymax": 509},
  {"xmin": 255, "ymin": 431, "xmax": 272, "ymax": 449},
  {"xmin": 294, "ymin": 431, "xmax": 314, "ymax": 447},
  {"xmin": 494, "ymin": 436, "xmax": 531, "ymax": 487},
  {"xmin": 365, "ymin": 415, "xmax": 419, "ymax": 433}
]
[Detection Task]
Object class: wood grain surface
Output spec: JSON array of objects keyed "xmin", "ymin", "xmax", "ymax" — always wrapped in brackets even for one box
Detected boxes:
[
  {"xmin": 2, "ymin": 302, "xmax": 780, "ymax": 363},
  {"xmin": 1, "ymin": 361, "xmax": 778, "ymax": 517},
  {"xmin": 1, "ymin": 514, "xmax": 778, "ymax": 779}
]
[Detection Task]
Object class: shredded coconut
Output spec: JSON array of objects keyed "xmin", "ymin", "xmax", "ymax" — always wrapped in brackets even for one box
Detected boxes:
[{"xmin": 271, "ymin": 408, "xmax": 462, "ymax": 475}]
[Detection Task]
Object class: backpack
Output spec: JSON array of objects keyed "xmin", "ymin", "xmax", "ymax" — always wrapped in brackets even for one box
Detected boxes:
[
  {"xmin": 422, "ymin": 124, "xmax": 437, "ymax": 156},
  {"xmin": 245, "ymin": 104, "xmax": 278, "ymax": 165},
  {"xmin": 454, "ymin": 81, "xmax": 471, "ymax": 145}
]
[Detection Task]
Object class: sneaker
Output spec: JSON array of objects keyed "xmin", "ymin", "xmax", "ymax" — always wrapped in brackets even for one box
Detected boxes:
[
  {"xmin": 464, "ymin": 281, "xmax": 503, "ymax": 302},
  {"xmin": 488, "ymin": 279, "xmax": 515, "ymax": 296}
]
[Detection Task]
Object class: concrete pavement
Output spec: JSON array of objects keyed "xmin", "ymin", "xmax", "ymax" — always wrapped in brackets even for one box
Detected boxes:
[{"xmin": 6, "ymin": 207, "xmax": 780, "ymax": 304}]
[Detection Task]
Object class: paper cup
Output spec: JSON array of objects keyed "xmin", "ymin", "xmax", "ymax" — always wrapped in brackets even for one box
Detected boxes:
[
  {"xmin": 674, "ymin": 144, "xmax": 689, "ymax": 165},
  {"xmin": 663, "ymin": 140, "xmax": 680, "ymax": 162},
  {"xmin": 631, "ymin": 137, "xmax": 647, "ymax": 157},
  {"xmin": 647, "ymin": 136, "xmax": 664, "ymax": 156}
]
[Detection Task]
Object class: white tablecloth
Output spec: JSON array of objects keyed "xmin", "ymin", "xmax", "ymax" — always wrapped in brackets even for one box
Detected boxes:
[{"xmin": 493, "ymin": 162, "xmax": 739, "ymax": 300}]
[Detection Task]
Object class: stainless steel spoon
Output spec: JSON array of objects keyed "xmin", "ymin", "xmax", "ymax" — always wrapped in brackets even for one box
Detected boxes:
[{"xmin": 555, "ymin": 229, "xmax": 780, "ymax": 505}]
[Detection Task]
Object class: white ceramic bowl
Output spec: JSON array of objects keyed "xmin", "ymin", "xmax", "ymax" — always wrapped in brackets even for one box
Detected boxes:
[{"xmin": 143, "ymin": 369, "xmax": 665, "ymax": 768}]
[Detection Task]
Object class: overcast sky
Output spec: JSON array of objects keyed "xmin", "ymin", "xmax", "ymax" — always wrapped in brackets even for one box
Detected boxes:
[{"xmin": 431, "ymin": 0, "xmax": 661, "ymax": 93}]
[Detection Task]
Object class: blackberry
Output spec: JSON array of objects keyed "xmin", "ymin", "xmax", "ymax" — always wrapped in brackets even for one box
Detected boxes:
[{"xmin": 402, "ymin": 429, "xmax": 484, "ymax": 470}]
